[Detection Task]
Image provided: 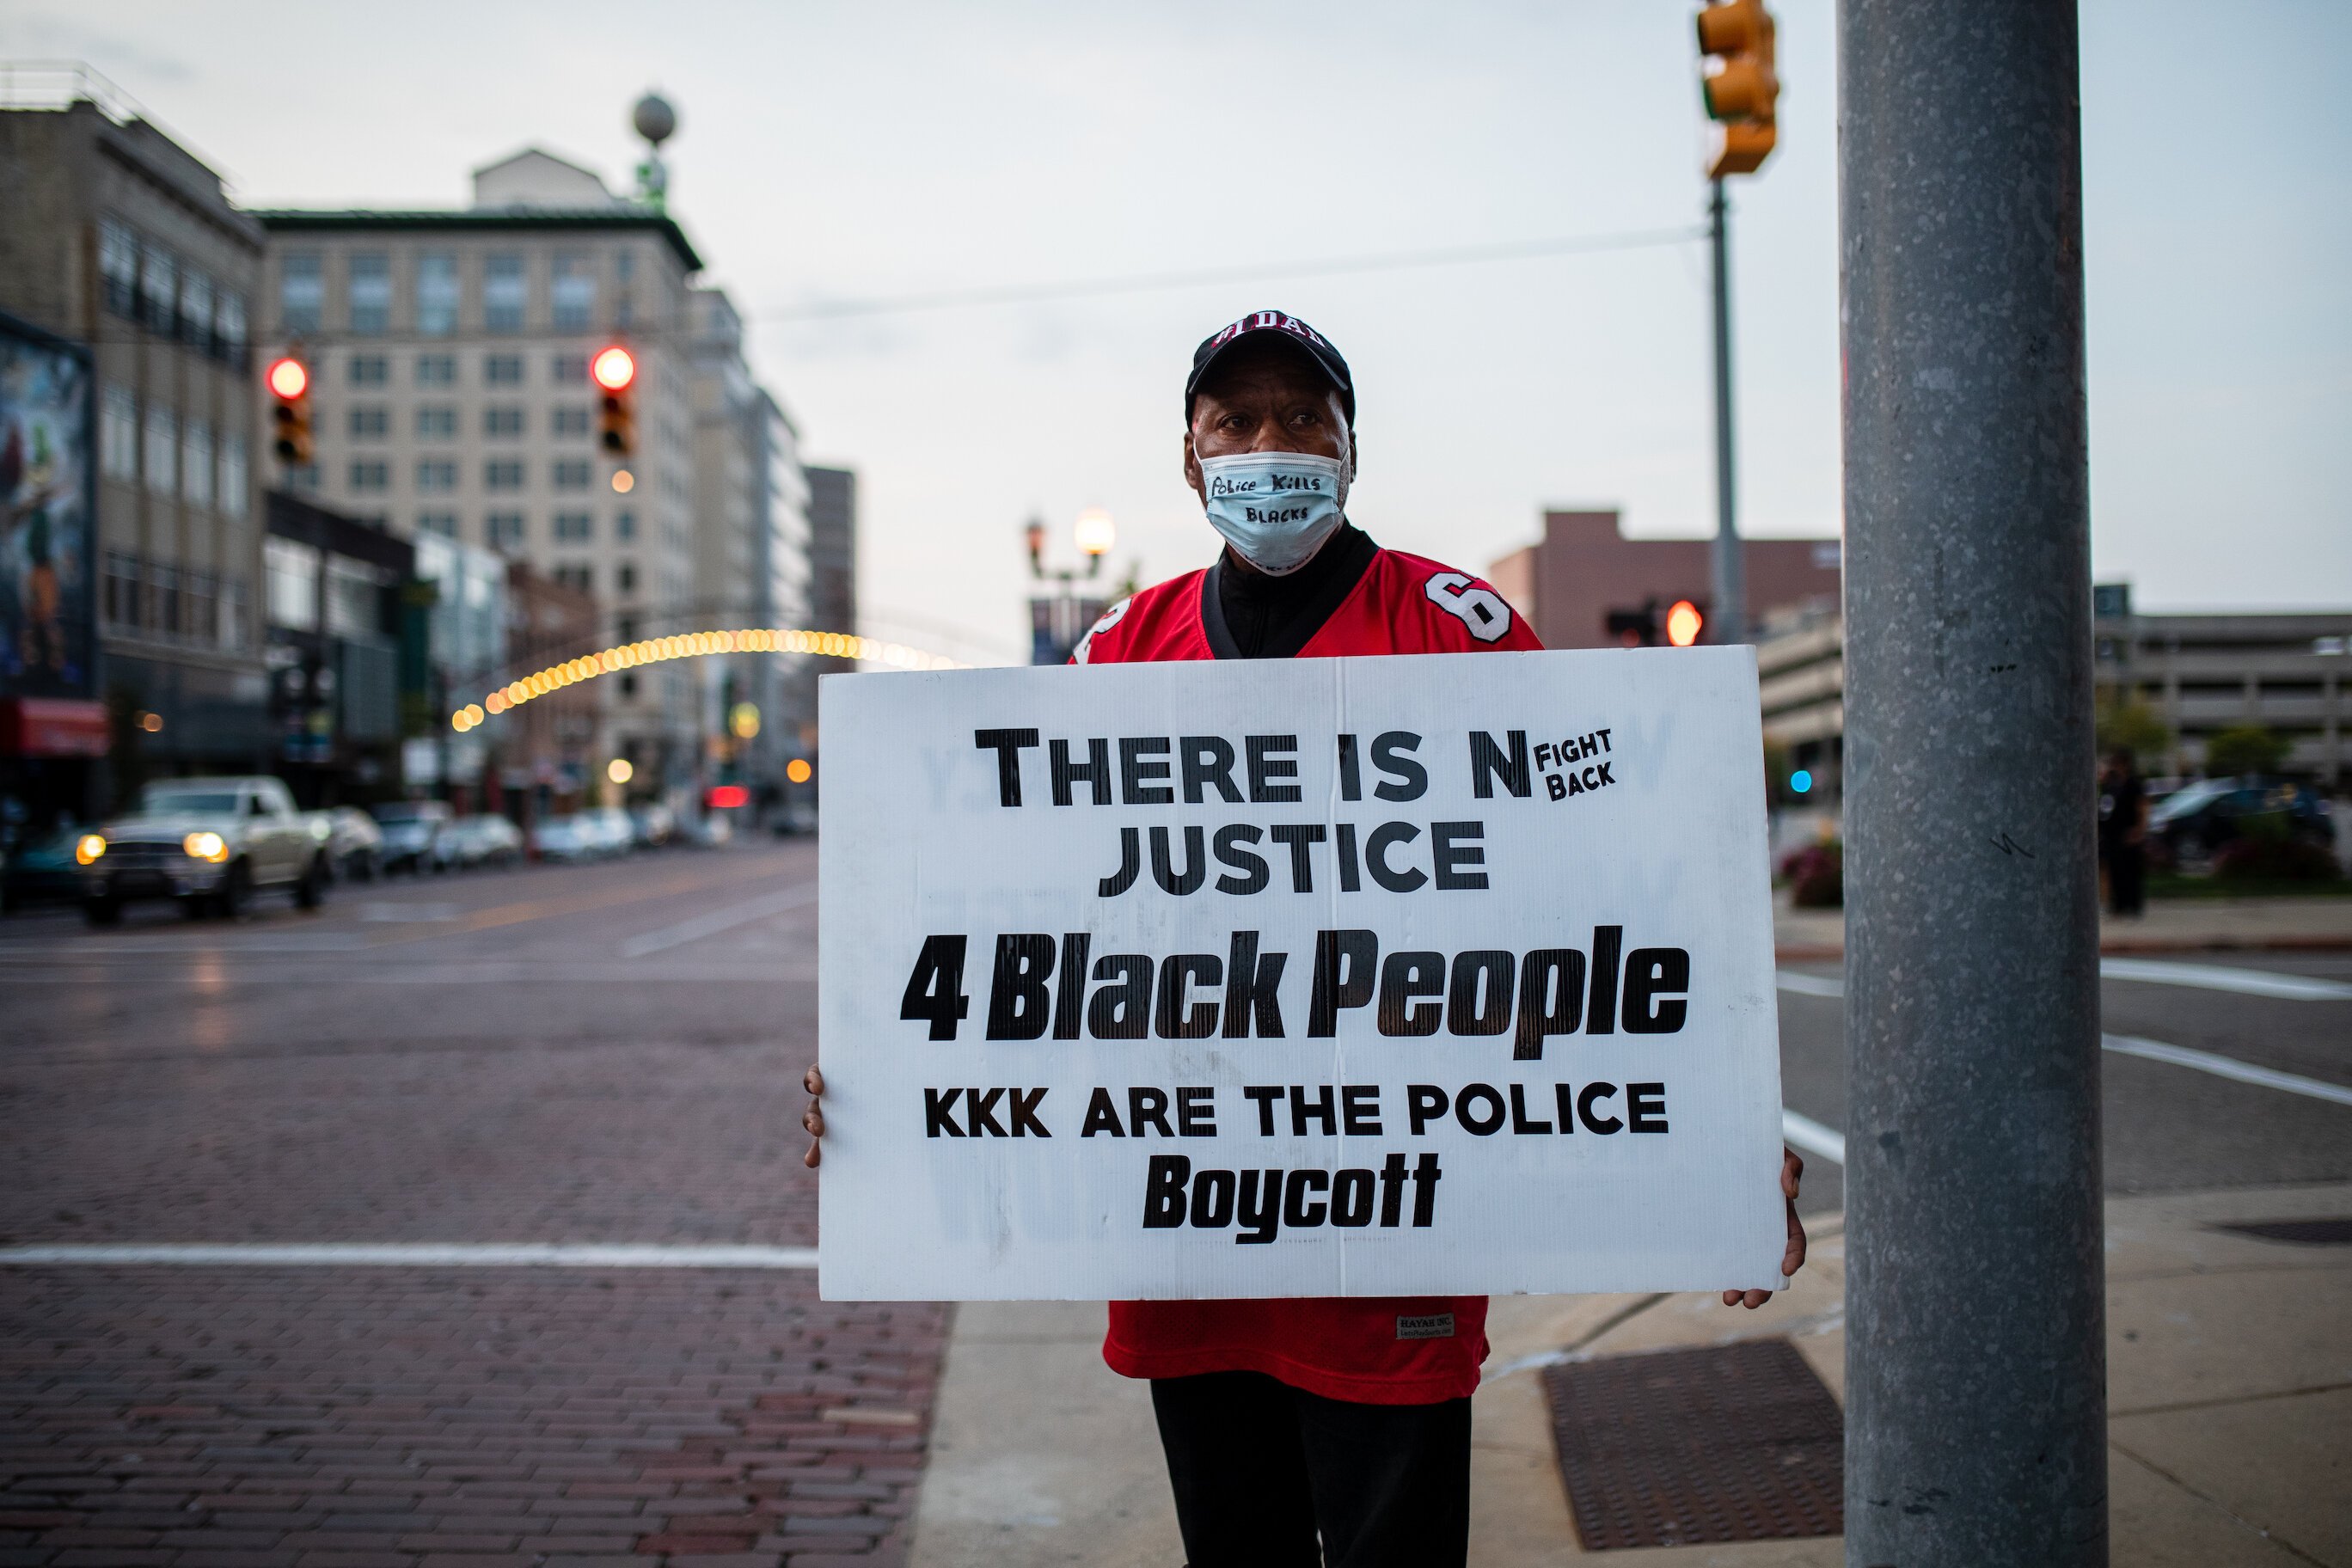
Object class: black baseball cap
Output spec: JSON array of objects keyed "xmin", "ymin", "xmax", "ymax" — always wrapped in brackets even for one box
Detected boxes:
[{"xmin": 1185, "ymin": 309, "xmax": 1355, "ymax": 426}]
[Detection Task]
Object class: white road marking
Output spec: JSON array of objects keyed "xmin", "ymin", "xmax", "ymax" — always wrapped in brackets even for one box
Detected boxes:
[
  {"xmin": 1780, "ymin": 1110, "xmax": 1847, "ymax": 1167},
  {"xmin": 2102, "ymin": 1034, "xmax": 2352, "ymax": 1107},
  {"xmin": 0, "ymin": 1242, "xmax": 818, "ymax": 1269},
  {"xmin": 1774, "ymin": 971, "xmax": 1846, "ymax": 998},
  {"xmin": 620, "ymin": 881, "xmax": 818, "ymax": 958},
  {"xmin": 2098, "ymin": 958, "xmax": 2352, "ymax": 1001}
]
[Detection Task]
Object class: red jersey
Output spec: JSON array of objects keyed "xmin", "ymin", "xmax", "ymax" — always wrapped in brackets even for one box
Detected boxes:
[{"xmin": 1079, "ymin": 535, "xmax": 1544, "ymax": 1405}]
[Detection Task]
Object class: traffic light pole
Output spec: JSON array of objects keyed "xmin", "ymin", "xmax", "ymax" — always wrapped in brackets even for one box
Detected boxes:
[
  {"xmin": 1707, "ymin": 178, "xmax": 1745, "ymax": 643},
  {"xmin": 1840, "ymin": 3, "xmax": 2105, "ymax": 1565}
]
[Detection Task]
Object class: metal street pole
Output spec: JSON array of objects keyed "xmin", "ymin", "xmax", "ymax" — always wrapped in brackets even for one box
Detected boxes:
[
  {"xmin": 1839, "ymin": 3, "xmax": 2105, "ymax": 1565},
  {"xmin": 1707, "ymin": 177, "xmax": 1746, "ymax": 643}
]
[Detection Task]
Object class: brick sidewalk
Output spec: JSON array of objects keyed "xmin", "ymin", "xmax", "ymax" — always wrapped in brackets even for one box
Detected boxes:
[{"xmin": 0, "ymin": 1268, "xmax": 943, "ymax": 1567}]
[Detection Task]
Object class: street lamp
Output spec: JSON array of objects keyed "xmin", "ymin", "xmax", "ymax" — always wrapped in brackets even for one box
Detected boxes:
[
  {"xmin": 1074, "ymin": 506, "xmax": 1116, "ymax": 563},
  {"xmin": 1026, "ymin": 510, "xmax": 1118, "ymax": 665}
]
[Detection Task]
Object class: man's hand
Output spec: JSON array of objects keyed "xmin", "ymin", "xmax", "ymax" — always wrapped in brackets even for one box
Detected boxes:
[
  {"xmin": 801, "ymin": 1064, "xmax": 825, "ymax": 1169},
  {"xmin": 1721, "ymin": 1148, "xmax": 1806, "ymax": 1310}
]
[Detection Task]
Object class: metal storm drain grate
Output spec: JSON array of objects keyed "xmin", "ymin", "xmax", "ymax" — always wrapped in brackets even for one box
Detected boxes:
[
  {"xmin": 2215, "ymin": 1217, "xmax": 2352, "ymax": 1246},
  {"xmin": 1542, "ymin": 1337, "xmax": 1843, "ymax": 1550}
]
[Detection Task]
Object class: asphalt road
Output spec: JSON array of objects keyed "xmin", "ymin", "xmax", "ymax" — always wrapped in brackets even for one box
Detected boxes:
[{"xmin": 1, "ymin": 840, "xmax": 2346, "ymax": 1566}]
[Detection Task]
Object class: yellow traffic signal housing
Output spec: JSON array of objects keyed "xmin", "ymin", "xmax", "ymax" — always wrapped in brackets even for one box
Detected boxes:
[
  {"xmin": 1697, "ymin": 0, "xmax": 1779, "ymax": 178},
  {"xmin": 597, "ymin": 389, "xmax": 635, "ymax": 457}
]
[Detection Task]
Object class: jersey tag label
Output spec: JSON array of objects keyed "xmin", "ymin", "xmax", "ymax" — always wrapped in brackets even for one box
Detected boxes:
[{"xmin": 1396, "ymin": 1312, "xmax": 1456, "ymax": 1340}]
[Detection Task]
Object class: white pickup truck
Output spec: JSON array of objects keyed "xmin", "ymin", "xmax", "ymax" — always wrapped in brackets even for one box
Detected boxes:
[{"xmin": 77, "ymin": 775, "xmax": 332, "ymax": 924}]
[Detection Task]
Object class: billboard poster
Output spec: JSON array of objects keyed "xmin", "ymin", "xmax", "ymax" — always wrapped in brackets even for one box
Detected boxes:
[{"xmin": 0, "ymin": 312, "xmax": 96, "ymax": 700}]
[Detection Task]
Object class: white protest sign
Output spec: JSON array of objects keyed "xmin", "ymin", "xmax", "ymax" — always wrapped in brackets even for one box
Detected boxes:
[{"xmin": 818, "ymin": 647, "xmax": 1786, "ymax": 1302}]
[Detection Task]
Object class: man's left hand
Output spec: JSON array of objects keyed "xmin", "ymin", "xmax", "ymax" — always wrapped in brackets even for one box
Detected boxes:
[{"xmin": 1722, "ymin": 1148, "xmax": 1807, "ymax": 1310}]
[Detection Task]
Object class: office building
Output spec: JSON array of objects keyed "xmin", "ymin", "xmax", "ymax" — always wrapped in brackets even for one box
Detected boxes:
[
  {"xmin": 804, "ymin": 464, "xmax": 859, "ymax": 682},
  {"xmin": 0, "ymin": 70, "xmax": 272, "ymax": 798},
  {"xmin": 254, "ymin": 144, "xmax": 704, "ymax": 792}
]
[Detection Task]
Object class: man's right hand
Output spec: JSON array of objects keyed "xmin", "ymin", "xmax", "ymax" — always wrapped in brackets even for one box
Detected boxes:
[{"xmin": 801, "ymin": 1064, "xmax": 825, "ymax": 1168}]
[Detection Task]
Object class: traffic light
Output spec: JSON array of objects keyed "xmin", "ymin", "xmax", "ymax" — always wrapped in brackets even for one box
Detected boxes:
[
  {"xmin": 1697, "ymin": 0, "xmax": 1778, "ymax": 179},
  {"xmin": 1665, "ymin": 598, "xmax": 1706, "ymax": 647},
  {"xmin": 592, "ymin": 345, "xmax": 637, "ymax": 458},
  {"xmin": 266, "ymin": 355, "xmax": 313, "ymax": 465},
  {"xmin": 1606, "ymin": 603, "xmax": 1660, "ymax": 647}
]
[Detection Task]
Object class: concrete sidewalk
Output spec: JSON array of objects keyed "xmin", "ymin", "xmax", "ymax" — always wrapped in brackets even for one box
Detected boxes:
[
  {"xmin": 1775, "ymin": 892, "xmax": 2352, "ymax": 959},
  {"xmin": 904, "ymin": 1182, "xmax": 2350, "ymax": 1566}
]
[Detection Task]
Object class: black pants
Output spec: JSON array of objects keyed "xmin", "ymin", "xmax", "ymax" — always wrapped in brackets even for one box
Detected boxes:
[
  {"xmin": 2109, "ymin": 842, "xmax": 2145, "ymax": 916},
  {"xmin": 1150, "ymin": 1370, "xmax": 1471, "ymax": 1568}
]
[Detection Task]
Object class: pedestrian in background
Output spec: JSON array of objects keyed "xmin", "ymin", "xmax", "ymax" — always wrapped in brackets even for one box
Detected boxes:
[{"xmin": 2099, "ymin": 749, "xmax": 2147, "ymax": 916}]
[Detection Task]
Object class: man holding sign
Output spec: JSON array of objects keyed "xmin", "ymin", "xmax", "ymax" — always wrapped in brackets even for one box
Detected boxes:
[{"xmin": 805, "ymin": 310, "xmax": 1805, "ymax": 1567}]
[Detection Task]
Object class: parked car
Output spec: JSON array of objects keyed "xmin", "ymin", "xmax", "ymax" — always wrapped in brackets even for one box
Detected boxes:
[
  {"xmin": 373, "ymin": 800, "xmax": 453, "ymax": 874},
  {"xmin": 769, "ymin": 800, "xmax": 818, "ymax": 838},
  {"xmin": 2, "ymin": 826, "xmax": 89, "ymax": 914},
  {"xmin": 321, "ymin": 806, "xmax": 384, "ymax": 882},
  {"xmin": 585, "ymin": 808, "xmax": 637, "ymax": 855},
  {"xmin": 79, "ymin": 776, "xmax": 331, "ymax": 923},
  {"xmin": 529, "ymin": 813, "xmax": 598, "ymax": 862},
  {"xmin": 628, "ymin": 802, "xmax": 677, "ymax": 848},
  {"xmin": 444, "ymin": 813, "xmax": 524, "ymax": 870},
  {"xmin": 2149, "ymin": 777, "xmax": 2337, "ymax": 871}
]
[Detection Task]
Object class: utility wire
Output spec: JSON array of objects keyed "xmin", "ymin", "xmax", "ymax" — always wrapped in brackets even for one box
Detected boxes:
[{"xmin": 753, "ymin": 224, "xmax": 1707, "ymax": 323}]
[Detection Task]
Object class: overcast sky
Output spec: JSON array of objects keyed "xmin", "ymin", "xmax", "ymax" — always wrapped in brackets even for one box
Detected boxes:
[{"xmin": 13, "ymin": 0, "xmax": 2348, "ymax": 658}]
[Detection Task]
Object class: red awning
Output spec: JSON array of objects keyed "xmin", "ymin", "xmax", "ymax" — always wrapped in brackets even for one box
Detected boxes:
[{"xmin": 0, "ymin": 697, "xmax": 110, "ymax": 758}]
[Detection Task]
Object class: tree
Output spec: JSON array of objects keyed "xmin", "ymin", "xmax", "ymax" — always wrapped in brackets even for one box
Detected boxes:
[
  {"xmin": 2203, "ymin": 724, "xmax": 2290, "ymax": 781},
  {"xmin": 2093, "ymin": 695, "xmax": 2170, "ymax": 768}
]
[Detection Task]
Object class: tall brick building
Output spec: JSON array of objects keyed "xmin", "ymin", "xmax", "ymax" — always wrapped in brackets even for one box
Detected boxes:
[{"xmin": 1487, "ymin": 508, "xmax": 1842, "ymax": 648}]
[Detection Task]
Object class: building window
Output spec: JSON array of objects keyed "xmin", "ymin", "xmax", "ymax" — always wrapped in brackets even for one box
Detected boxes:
[
  {"xmin": 551, "ymin": 459, "xmax": 591, "ymax": 491},
  {"xmin": 617, "ymin": 561, "xmax": 637, "ymax": 595},
  {"xmin": 349, "ymin": 461, "xmax": 389, "ymax": 492},
  {"xmin": 485, "ymin": 459, "xmax": 525, "ymax": 491},
  {"xmin": 552, "ymin": 254, "xmax": 595, "ymax": 331},
  {"xmin": 483, "ymin": 406, "xmax": 525, "ymax": 438},
  {"xmin": 138, "ymin": 242, "xmax": 177, "ymax": 335},
  {"xmin": 105, "ymin": 553, "xmax": 140, "ymax": 628},
  {"xmin": 220, "ymin": 434, "xmax": 249, "ymax": 516},
  {"xmin": 280, "ymin": 253, "xmax": 323, "ymax": 334},
  {"xmin": 487, "ymin": 512, "xmax": 526, "ymax": 549},
  {"xmin": 350, "ymin": 354, "xmax": 389, "ymax": 386},
  {"xmin": 101, "ymin": 386, "xmax": 138, "ymax": 480},
  {"xmin": 554, "ymin": 512, "xmax": 592, "ymax": 542},
  {"xmin": 266, "ymin": 536, "xmax": 320, "ymax": 631},
  {"xmin": 216, "ymin": 289, "xmax": 248, "ymax": 369},
  {"xmin": 178, "ymin": 269, "xmax": 214, "ymax": 351},
  {"xmin": 551, "ymin": 406, "xmax": 591, "ymax": 438},
  {"xmin": 184, "ymin": 571, "xmax": 219, "ymax": 645},
  {"xmin": 419, "ymin": 512, "xmax": 459, "ymax": 538},
  {"xmin": 484, "ymin": 254, "xmax": 526, "ymax": 333},
  {"xmin": 182, "ymin": 420, "xmax": 215, "ymax": 510},
  {"xmin": 554, "ymin": 564, "xmax": 594, "ymax": 593},
  {"xmin": 100, "ymin": 217, "xmax": 138, "ymax": 317},
  {"xmin": 551, "ymin": 353, "xmax": 589, "ymax": 385},
  {"xmin": 417, "ymin": 459, "xmax": 458, "ymax": 492},
  {"xmin": 615, "ymin": 510, "xmax": 636, "ymax": 541},
  {"xmin": 416, "ymin": 253, "xmax": 458, "ymax": 336},
  {"xmin": 224, "ymin": 578, "xmax": 251, "ymax": 651},
  {"xmin": 416, "ymin": 406, "xmax": 457, "ymax": 439},
  {"xmin": 484, "ymin": 354, "xmax": 524, "ymax": 385},
  {"xmin": 417, "ymin": 353, "xmax": 456, "ymax": 386},
  {"xmin": 349, "ymin": 406, "xmax": 389, "ymax": 438},
  {"xmin": 146, "ymin": 564, "xmax": 179, "ymax": 635},
  {"xmin": 144, "ymin": 405, "xmax": 177, "ymax": 496},
  {"xmin": 347, "ymin": 252, "xmax": 391, "ymax": 334},
  {"xmin": 620, "ymin": 672, "xmax": 639, "ymax": 698}
]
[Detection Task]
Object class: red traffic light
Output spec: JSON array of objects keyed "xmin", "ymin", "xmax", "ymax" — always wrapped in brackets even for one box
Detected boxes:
[
  {"xmin": 705, "ymin": 784, "xmax": 750, "ymax": 811},
  {"xmin": 1665, "ymin": 599, "xmax": 1706, "ymax": 647},
  {"xmin": 266, "ymin": 356, "xmax": 309, "ymax": 401},
  {"xmin": 591, "ymin": 346, "xmax": 637, "ymax": 392}
]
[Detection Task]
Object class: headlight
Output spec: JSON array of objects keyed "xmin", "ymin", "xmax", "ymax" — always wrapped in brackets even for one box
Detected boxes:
[
  {"xmin": 76, "ymin": 834, "xmax": 106, "ymax": 866},
  {"xmin": 183, "ymin": 831, "xmax": 229, "ymax": 863}
]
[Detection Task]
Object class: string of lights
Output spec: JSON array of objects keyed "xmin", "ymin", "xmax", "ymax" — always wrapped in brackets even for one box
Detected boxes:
[{"xmin": 449, "ymin": 627, "xmax": 964, "ymax": 732}]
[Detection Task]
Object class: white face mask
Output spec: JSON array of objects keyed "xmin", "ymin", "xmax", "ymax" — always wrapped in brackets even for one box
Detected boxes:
[{"xmin": 1196, "ymin": 450, "xmax": 1349, "ymax": 576}]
